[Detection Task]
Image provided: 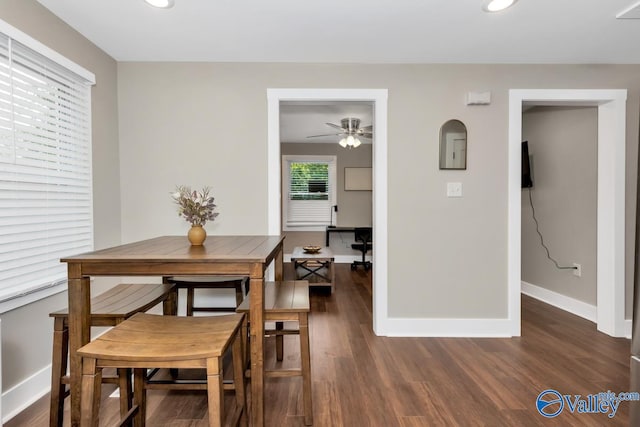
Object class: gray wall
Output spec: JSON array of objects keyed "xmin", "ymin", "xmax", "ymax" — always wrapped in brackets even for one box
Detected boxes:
[
  {"xmin": 0, "ymin": 0, "xmax": 120, "ymax": 401},
  {"xmin": 521, "ymin": 106, "xmax": 598, "ymax": 304},
  {"xmin": 116, "ymin": 62, "xmax": 639, "ymax": 320},
  {"xmin": 281, "ymin": 142, "xmax": 372, "ymax": 254}
]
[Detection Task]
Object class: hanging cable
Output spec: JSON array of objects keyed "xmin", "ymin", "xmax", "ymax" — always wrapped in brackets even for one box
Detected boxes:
[{"xmin": 527, "ymin": 187, "xmax": 577, "ymax": 271}]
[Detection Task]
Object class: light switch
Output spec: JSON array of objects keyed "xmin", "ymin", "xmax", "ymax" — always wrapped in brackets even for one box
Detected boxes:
[{"xmin": 447, "ymin": 182, "xmax": 462, "ymax": 197}]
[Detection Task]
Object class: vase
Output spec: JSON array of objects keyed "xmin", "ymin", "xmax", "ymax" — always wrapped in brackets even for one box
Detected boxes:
[{"xmin": 187, "ymin": 225, "xmax": 206, "ymax": 245}]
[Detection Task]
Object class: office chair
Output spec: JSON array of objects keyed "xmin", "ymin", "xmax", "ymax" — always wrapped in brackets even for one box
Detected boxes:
[{"xmin": 351, "ymin": 227, "xmax": 372, "ymax": 271}]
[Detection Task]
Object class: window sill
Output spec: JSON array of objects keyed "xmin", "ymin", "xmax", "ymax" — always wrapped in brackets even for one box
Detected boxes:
[{"xmin": 0, "ymin": 282, "xmax": 67, "ymax": 314}]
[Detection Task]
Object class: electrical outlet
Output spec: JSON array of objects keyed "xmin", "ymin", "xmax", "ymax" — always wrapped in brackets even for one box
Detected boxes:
[{"xmin": 573, "ymin": 263, "xmax": 582, "ymax": 277}]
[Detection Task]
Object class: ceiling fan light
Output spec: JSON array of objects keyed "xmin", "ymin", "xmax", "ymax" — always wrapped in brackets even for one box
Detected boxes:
[
  {"xmin": 353, "ymin": 138, "xmax": 362, "ymax": 148},
  {"xmin": 338, "ymin": 138, "xmax": 348, "ymax": 148},
  {"xmin": 144, "ymin": 0, "xmax": 175, "ymax": 9},
  {"xmin": 346, "ymin": 136, "xmax": 356, "ymax": 147},
  {"xmin": 482, "ymin": 0, "xmax": 516, "ymax": 12}
]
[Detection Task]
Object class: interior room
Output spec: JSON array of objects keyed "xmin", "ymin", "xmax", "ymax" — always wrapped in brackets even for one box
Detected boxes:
[
  {"xmin": 521, "ymin": 106, "xmax": 598, "ymax": 315},
  {"xmin": 279, "ymin": 101, "xmax": 373, "ymax": 261},
  {"xmin": 1, "ymin": 0, "xmax": 640, "ymax": 425}
]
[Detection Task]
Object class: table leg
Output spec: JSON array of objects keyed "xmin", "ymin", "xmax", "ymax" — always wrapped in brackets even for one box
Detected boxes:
[
  {"xmin": 67, "ymin": 266, "xmax": 91, "ymax": 427},
  {"xmin": 249, "ymin": 269, "xmax": 265, "ymax": 427},
  {"xmin": 248, "ymin": 244, "xmax": 283, "ymax": 426}
]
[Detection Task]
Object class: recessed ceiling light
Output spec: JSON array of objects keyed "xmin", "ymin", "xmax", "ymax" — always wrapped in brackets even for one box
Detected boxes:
[
  {"xmin": 482, "ymin": 0, "xmax": 517, "ymax": 12},
  {"xmin": 144, "ymin": 0, "xmax": 175, "ymax": 8}
]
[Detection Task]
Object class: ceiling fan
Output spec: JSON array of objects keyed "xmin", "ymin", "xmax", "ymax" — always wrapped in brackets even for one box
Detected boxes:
[{"xmin": 307, "ymin": 117, "xmax": 373, "ymax": 148}]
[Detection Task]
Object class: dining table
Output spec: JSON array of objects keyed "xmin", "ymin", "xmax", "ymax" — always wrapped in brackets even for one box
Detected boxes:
[{"xmin": 60, "ymin": 235, "xmax": 285, "ymax": 427}]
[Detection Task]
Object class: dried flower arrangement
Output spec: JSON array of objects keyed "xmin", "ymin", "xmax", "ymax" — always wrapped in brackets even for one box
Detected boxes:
[{"xmin": 171, "ymin": 185, "xmax": 219, "ymax": 226}]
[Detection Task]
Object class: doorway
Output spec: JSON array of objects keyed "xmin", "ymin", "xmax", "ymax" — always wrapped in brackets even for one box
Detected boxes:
[
  {"xmin": 508, "ymin": 89, "xmax": 627, "ymax": 337},
  {"xmin": 279, "ymin": 101, "xmax": 373, "ymax": 263},
  {"xmin": 267, "ymin": 88, "xmax": 389, "ymax": 334}
]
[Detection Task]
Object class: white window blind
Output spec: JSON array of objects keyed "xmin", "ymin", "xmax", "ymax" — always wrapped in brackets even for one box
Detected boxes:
[
  {"xmin": 283, "ymin": 155, "xmax": 336, "ymax": 230},
  {"xmin": 0, "ymin": 31, "xmax": 94, "ymax": 306}
]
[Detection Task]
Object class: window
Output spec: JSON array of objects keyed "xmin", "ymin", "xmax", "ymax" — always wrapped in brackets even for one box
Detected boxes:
[
  {"xmin": 0, "ymin": 22, "xmax": 95, "ymax": 312},
  {"xmin": 282, "ymin": 155, "xmax": 336, "ymax": 231}
]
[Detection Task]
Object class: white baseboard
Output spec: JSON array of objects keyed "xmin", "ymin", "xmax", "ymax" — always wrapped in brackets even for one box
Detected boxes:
[
  {"xmin": 624, "ymin": 319, "xmax": 633, "ymax": 339},
  {"xmin": 2, "ymin": 364, "xmax": 51, "ymax": 424},
  {"xmin": 521, "ymin": 280, "xmax": 597, "ymax": 322},
  {"xmin": 379, "ymin": 317, "xmax": 514, "ymax": 337},
  {"xmin": 521, "ymin": 281, "xmax": 633, "ymax": 339}
]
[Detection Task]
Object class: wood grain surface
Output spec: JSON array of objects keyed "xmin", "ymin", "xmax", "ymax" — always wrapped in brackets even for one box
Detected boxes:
[{"xmin": 11, "ymin": 264, "xmax": 632, "ymax": 426}]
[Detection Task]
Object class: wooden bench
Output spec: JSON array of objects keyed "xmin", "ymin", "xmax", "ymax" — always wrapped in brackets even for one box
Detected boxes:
[
  {"xmin": 77, "ymin": 313, "xmax": 246, "ymax": 427},
  {"xmin": 237, "ymin": 280, "xmax": 313, "ymax": 425},
  {"xmin": 49, "ymin": 282, "xmax": 177, "ymax": 427},
  {"xmin": 165, "ymin": 276, "xmax": 247, "ymax": 315}
]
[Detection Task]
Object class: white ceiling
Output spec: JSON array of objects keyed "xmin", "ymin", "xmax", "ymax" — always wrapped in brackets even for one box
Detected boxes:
[
  {"xmin": 36, "ymin": 0, "xmax": 640, "ymax": 64},
  {"xmin": 280, "ymin": 102, "xmax": 373, "ymax": 144},
  {"xmin": 33, "ymin": 0, "xmax": 640, "ymax": 146}
]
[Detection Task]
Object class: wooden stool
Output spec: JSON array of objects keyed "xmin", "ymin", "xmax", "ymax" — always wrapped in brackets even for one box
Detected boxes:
[
  {"xmin": 77, "ymin": 312, "xmax": 246, "ymax": 427},
  {"xmin": 166, "ymin": 276, "xmax": 247, "ymax": 315},
  {"xmin": 49, "ymin": 282, "xmax": 177, "ymax": 427},
  {"xmin": 237, "ymin": 280, "xmax": 312, "ymax": 425}
]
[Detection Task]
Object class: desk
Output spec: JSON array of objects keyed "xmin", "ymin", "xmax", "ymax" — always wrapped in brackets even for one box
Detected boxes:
[
  {"xmin": 61, "ymin": 235, "xmax": 284, "ymax": 427},
  {"xmin": 325, "ymin": 226, "xmax": 356, "ymax": 246}
]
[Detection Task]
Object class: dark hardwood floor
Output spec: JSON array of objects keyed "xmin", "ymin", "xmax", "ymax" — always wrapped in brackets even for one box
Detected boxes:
[{"xmin": 8, "ymin": 264, "xmax": 632, "ymax": 426}]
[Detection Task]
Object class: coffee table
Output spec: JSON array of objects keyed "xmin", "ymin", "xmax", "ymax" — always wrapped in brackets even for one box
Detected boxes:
[{"xmin": 291, "ymin": 246, "xmax": 335, "ymax": 293}]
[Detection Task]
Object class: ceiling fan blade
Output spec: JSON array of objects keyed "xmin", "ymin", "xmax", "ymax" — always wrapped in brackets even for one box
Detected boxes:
[
  {"xmin": 356, "ymin": 128, "xmax": 373, "ymax": 137},
  {"xmin": 361, "ymin": 125, "xmax": 373, "ymax": 132},
  {"xmin": 325, "ymin": 123, "xmax": 345, "ymax": 131},
  {"xmin": 307, "ymin": 132, "xmax": 344, "ymax": 138}
]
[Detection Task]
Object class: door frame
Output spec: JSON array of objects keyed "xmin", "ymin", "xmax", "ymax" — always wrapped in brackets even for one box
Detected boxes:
[
  {"xmin": 508, "ymin": 89, "xmax": 627, "ymax": 337},
  {"xmin": 267, "ymin": 88, "xmax": 389, "ymax": 334}
]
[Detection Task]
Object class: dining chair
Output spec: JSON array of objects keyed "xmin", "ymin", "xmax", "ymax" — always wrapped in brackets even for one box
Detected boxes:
[
  {"xmin": 77, "ymin": 312, "xmax": 246, "ymax": 427},
  {"xmin": 236, "ymin": 280, "xmax": 312, "ymax": 425},
  {"xmin": 49, "ymin": 282, "xmax": 177, "ymax": 427},
  {"xmin": 165, "ymin": 276, "xmax": 248, "ymax": 315}
]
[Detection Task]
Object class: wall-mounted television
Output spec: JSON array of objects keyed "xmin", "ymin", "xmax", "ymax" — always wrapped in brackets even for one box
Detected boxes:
[{"xmin": 522, "ymin": 140, "xmax": 533, "ymax": 188}]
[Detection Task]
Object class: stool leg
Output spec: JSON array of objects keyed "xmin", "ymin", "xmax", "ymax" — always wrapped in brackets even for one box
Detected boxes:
[
  {"xmin": 163, "ymin": 284, "xmax": 180, "ymax": 380},
  {"xmin": 161, "ymin": 281, "xmax": 180, "ymax": 381},
  {"xmin": 80, "ymin": 357, "xmax": 102, "ymax": 427},
  {"xmin": 133, "ymin": 368, "xmax": 146, "ymax": 427},
  {"xmin": 206, "ymin": 358, "xmax": 224, "ymax": 427},
  {"xmin": 275, "ymin": 322, "xmax": 284, "ymax": 362},
  {"xmin": 231, "ymin": 328, "xmax": 247, "ymax": 425},
  {"xmin": 243, "ymin": 277, "xmax": 250, "ymax": 295},
  {"xmin": 234, "ymin": 282, "xmax": 244, "ymax": 308},
  {"xmin": 118, "ymin": 368, "xmax": 132, "ymax": 420},
  {"xmin": 162, "ymin": 277, "xmax": 178, "ymax": 316},
  {"xmin": 49, "ymin": 317, "xmax": 68, "ymax": 427},
  {"xmin": 300, "ymin": 313, "xmax": 313, "ymax": 426},
  {"xmin": 186, "ymin": 287, "xmax": 195, "ymax": 316}
]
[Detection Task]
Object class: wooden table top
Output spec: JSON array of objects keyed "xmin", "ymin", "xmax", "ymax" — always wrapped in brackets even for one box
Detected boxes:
[{"xmin": 61, "ymin": 235, "xmax": 285, "ymax": 264}]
